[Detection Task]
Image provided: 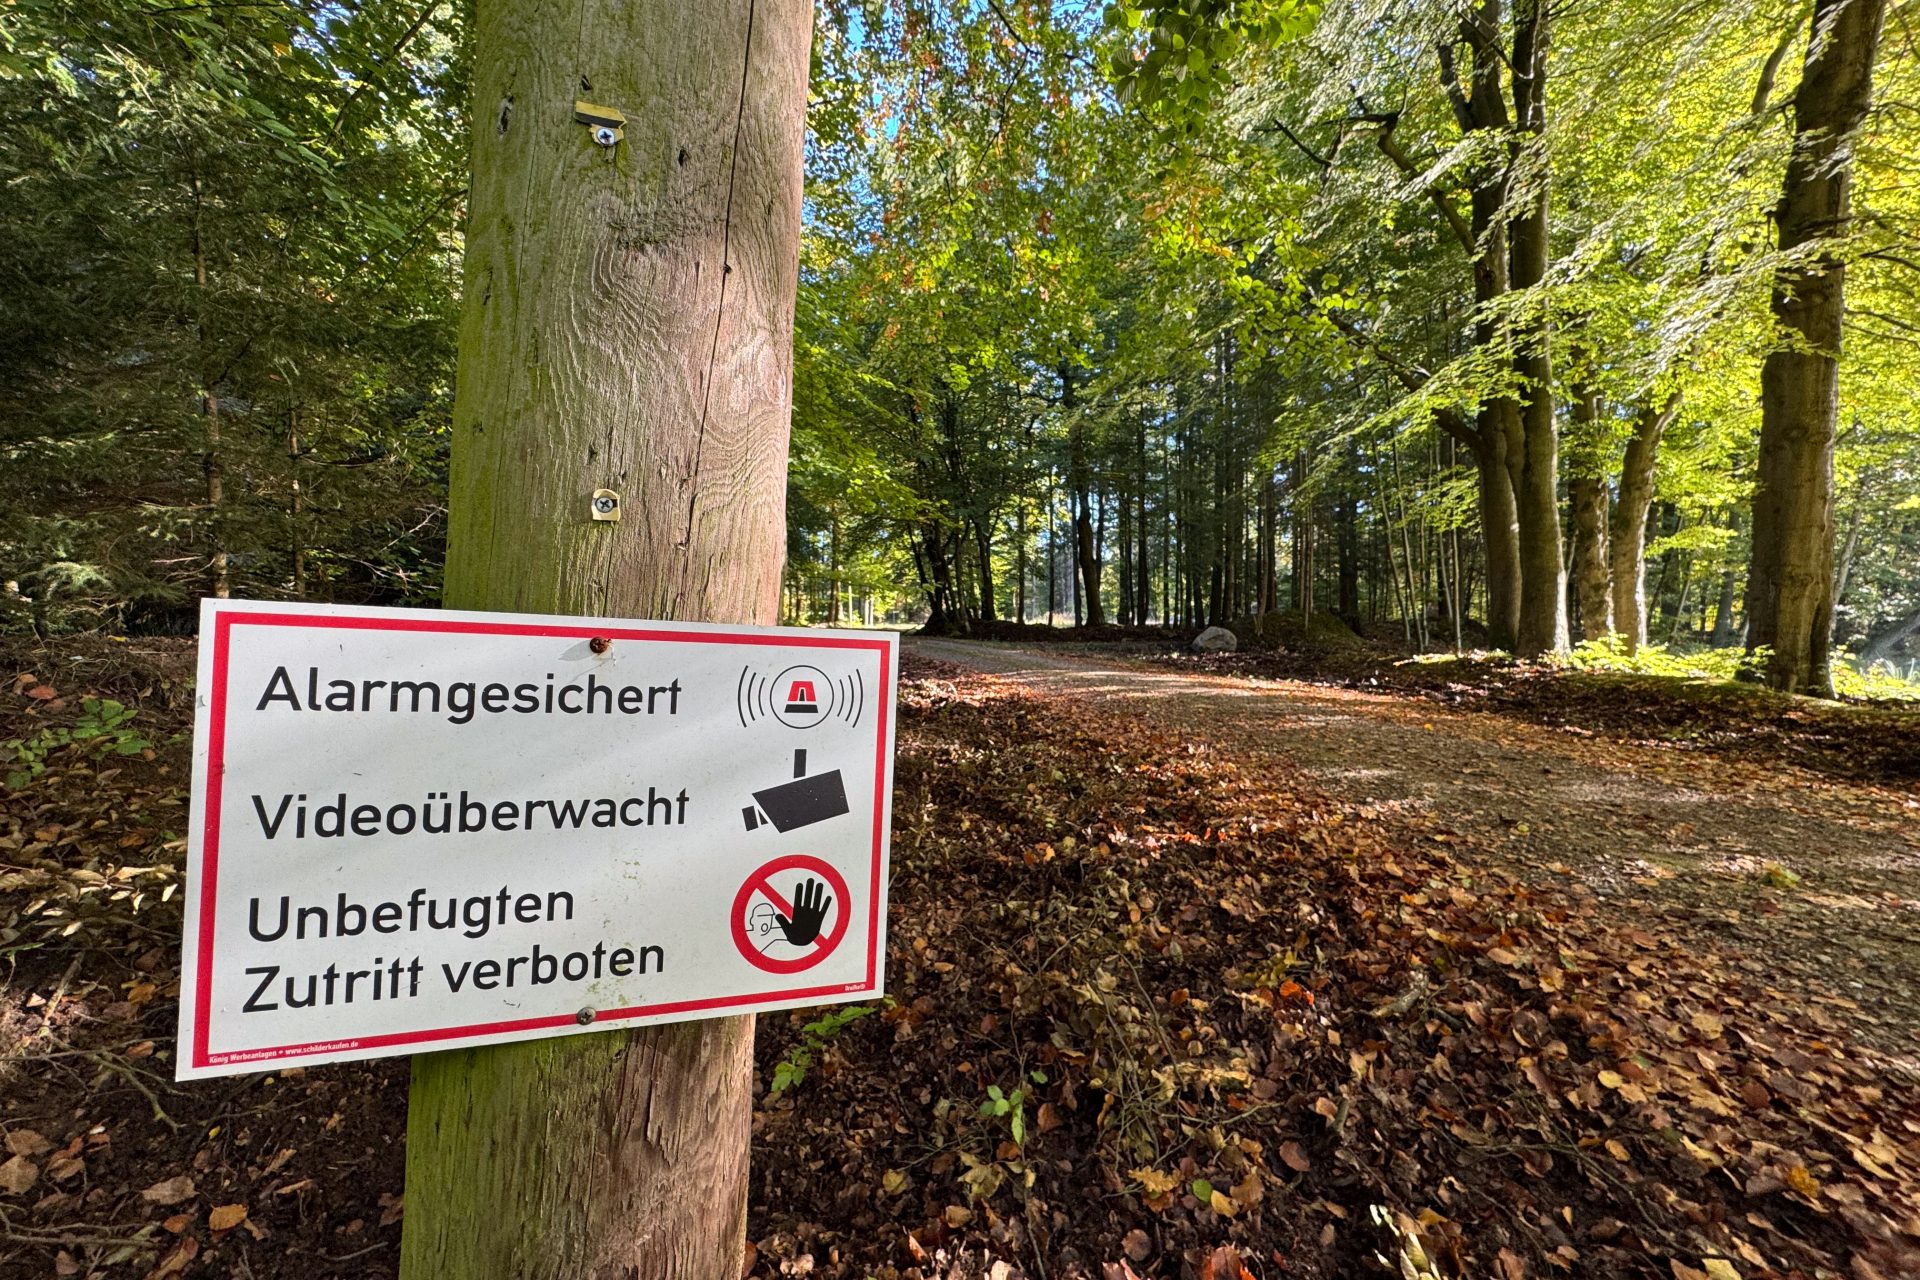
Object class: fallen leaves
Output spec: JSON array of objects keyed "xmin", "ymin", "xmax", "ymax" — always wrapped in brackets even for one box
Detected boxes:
[
  {"xmin": 140, "ymin": 1175, "xmax": 196, "ymax": 1207},
  {"xmin": 0, "ymin": 1154, "xmax": 39, "ymax": 1194}
]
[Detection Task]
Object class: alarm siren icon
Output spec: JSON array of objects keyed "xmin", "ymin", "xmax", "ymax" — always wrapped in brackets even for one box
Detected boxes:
[
  {"xmin": 737, "ymin": 663, "xmax": 865, "ymax": 730},
  {"xmin": 784, "ymin": 679, "xmax": 819, "ymax": 715}
]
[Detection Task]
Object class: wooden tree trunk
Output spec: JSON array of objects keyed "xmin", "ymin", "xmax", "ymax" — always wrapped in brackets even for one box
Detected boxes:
[
  {"xmin": 1472, "ymin": 435, "xmax": 1522, "ymax": 649},
  {"xmin": 827, "ymin": 516, "xmax": 842, "ymax": 625},
  {"xmin": 1608, "ymin": 396, "xmax": 1676, "ymax": 651},
  {"xmin": 401, "ymin": 1, "xmax": 812, "ymax": 1276},
  {"xmin": 1567, "ymin": 385, "xmax": 1612, "ymax": 641},
  {"xmin": 974, "ymin": 516, "xmax": 996, "ymax": 622},
  {"xmin": 1747, "ymin": 0, "xmax": 1887, "ymax": 695},
  {"xmin": 1505, "ymin": 0, "xmax": 1567, "ymax": 656},
  {"xmin": 191, "ymin": 168, "xmax": 230, "ymax": 600}
]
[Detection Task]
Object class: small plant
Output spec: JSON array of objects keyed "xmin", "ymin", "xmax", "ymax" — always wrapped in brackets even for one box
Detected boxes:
[
  {"xmin": 978, "ymin": 1069, "xmax": 1047, "ymax": 1145},
  {"xmin": 3, "ymin": 697, "xmax": 151, "ymax": 788},
  {"xmin": 767, "ymin": 1002, "xmax": 879, "ymax": 1095}
]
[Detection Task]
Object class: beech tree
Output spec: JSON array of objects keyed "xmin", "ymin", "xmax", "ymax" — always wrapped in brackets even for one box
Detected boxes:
[
  {"xmin": 1746, "ymin": 0, "xmax": 1890, "ymax": 695},
  {"xmin": 398, "ymin": 0, "xmax": 812, "ymax": 1276}
]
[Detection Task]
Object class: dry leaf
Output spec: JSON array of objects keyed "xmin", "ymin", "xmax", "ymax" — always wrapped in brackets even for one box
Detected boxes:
[
  {"xmin": 1279, "ymin": 1140, "xmax": 1311, "ymax": 1173},
  {"xmin": 1784, "ymin": 1165, "xmax": 1820, "ymax": 1198},
  {"xmin": 141, "ymin": 1175, "xmax": 196, "ymax": 1206},
  {"xmin": 1123, "ymin": 1228, "xmax": 1152, "ymax": 1261},
  {"xmin": 0, "ymin": 1155, "xmax": 38, "ymax": 1195},
  {"xmin": 3, "ymin": 1131, "xmax": 50, "ymax": 1158},
  {"xmin": 1691, "ymin": 1011, "xmax": 1725, "ymax": 1039},
  {"xmin": 208, "ymin": 1203, "xmax": 248, "ymax": 1231},
  {"xmin": 1130, "ymin": 1167, "xmax": 1181, "ymax": 1196},
  {"xmin": 143, "ymin": 1236, "xmax": 198, "ymax": 1280}
]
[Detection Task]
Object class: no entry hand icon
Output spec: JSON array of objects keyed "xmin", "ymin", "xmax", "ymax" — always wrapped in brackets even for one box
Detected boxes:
[{"xmin": 732, "ymin": 855, "xmax": 850, "ymax": 974}]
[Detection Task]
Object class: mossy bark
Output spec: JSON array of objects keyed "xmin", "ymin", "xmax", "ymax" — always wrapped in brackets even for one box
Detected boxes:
[{"xmin": 401, "ymin": 0, "xmax": 813, "ymax": 1275}]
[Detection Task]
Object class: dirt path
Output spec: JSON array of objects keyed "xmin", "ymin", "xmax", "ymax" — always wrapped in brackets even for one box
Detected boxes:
[{"xmin": 910, "ymin": 639, "xmax": 1920, "ymax": 1056}]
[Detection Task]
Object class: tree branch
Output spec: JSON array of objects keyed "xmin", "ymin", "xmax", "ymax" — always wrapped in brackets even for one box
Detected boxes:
[{"xmin": 1373, "ymin": 124, "xmax": 1475, "ymax": 254}]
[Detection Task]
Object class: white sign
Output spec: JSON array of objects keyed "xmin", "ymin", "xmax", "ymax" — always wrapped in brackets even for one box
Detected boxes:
[{"xmin": 176, "ymin": 599, "xmax": 896, "ymax": 1080}]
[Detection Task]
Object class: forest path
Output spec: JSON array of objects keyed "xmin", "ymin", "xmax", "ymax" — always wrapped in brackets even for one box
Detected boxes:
[{"xmin": 908, "ymin": 638, "xmax": 1920, "ymax": 1055}]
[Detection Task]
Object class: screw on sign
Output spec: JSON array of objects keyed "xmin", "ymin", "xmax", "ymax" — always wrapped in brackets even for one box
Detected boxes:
[{"xmin": 732, "ymin": 854, "xmax": 850, "ymax": 974}]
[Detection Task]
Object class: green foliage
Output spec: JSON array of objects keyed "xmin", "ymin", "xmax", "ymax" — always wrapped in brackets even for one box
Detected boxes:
[
  {"xmin": 1560, "ymin": 637, "xmax": 1919, "ymax": 703},
  {"xmin": 767, "ymin": 1002, "xmax": 879, "ymax": 1096},
  {"xmin": 3, "ymin": 698, "xmax": 151, "ymax": 788},
  {"xmin": 0, "ymin": 0, "xmax": 466, "ymax": 628},
  {"xmin": 976, "ymin": 1069, "xmax": 1046, "ymax": 1146},
  {"xmin": 1104, "ymin": 0, "xmax": 1322, "ymax": 118}
]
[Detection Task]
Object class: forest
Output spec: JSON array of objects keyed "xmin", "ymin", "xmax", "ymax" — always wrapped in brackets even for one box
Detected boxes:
[
  {"xmin": 4, "ymin": 0, "xmax": 1919, "ymax": 694},
  {"xmin": 3, "ymin": 2, "xmax": 1920, "ymax": 1280}
]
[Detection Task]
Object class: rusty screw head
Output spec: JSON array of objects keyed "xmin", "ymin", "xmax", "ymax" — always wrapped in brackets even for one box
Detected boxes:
[
  {"xmin": 589, "ymin": 636, "xmax": 611, "ymax": 654},
  {"xmin": 576, "ymin": 1007, "xmax": 597, "ymax": 1026}
]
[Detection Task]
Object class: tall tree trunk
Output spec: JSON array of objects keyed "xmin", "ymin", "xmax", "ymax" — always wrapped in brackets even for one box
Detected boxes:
[
  {"xmin": 1014, "ymin": 496, "xmax": 1027, "ymax": 623},
  {"xmin": 1505, "ymin": 0, "xmax": 1566, "ymax": 655},
  {"xmin": 288, "ymin": 407, "xmax": 306, "ymax": 600},
  {"xmin": 973, "ymin": 515, "xmax": 995, "ymax": 623},
  {"xmin": 403, "ymin": 5, "xmax": 812, "ymax": 1278},
  {"xmin": 1063, "ymin": 365, "xmax": 1104, "ymax": 626},
  {"xmin": 1747, "ymin": 0, "xmax": 1888, "ymax": 695},
  {"xmin": 827, "ymin": 515, "xmax": 842, "ymax": 624},
  {"xmin": 1472, "ymin": 434, "xmax": 1522, "ymax": 648},
  {"xmin": 191, "ymin": 165, "xmax": 229, "ymax": 599},
  {"xmin": 1831, "ymin": 484, "xmax": 1864, "ymax": 625},
  {"xmin": 1567, "ymin": 386, "xmax": 1612, "ymax": 641},
  {"xmin": 1608, "ymin": 396, "xmax": 1677, "ymax": 651}
]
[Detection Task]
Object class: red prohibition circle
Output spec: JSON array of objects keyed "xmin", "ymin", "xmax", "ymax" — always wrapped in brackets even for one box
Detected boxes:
[{"xmin": 731, "ymin": 854, "xmax": 852, "ymax": 975}]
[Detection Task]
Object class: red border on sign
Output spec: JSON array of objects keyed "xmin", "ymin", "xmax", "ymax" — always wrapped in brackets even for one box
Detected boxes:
[
  {"xmin": 192, "ymin": 609, "xmax": 892, "ymax": 1071},
  {"xmin": 731, "ymin": 854, "xmax": 852, "ymax": 974}
]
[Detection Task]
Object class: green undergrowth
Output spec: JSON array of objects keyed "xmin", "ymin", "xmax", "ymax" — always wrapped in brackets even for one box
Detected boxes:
[
  {"xmin": 1558, "ymin": 637, "xmax": 1920, "ymax": 703},
  {"xmin": 1401, "ymin": 638, "xmax": 1919, "ymax": 705}
]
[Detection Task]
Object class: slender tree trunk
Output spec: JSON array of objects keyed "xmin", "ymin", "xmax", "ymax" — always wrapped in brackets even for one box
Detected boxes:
[
  {"xmin": 1015, "ymin": 497, "xmax": 1027, "ymax": 623},
  {"xmin": 1608, "ymin": 396, "xmax": 1677, "ymax": 651},
  {"xmin": 403, "ymin": 6, "xmax": 812, "ymax": 1278},
  {"xmin": 1567, "ymin": 390, "xmax": 1613, "ymax": 642},
  {"xmin": 1062, "ymin": 366, "xmax": 1103, "ymax": 626},
  {"xmin": 973, "ymin": 515, "xmax": 995, "ymax": 623},
  {"xmin": 288, "ymin": 407, "xmax": 306, "ymax": 600},
  {"xmin": 1747, "ymin": 0, "xmax": 1888, "ymax": 695},
  {"xmin": 1505, "ymin": 0, "xmax": 1566, "ymax": 655},
  {"xmin": 1831, "ymin": 484, "xmax": 1864, "ymax": 624},
  {"xmin": 1047, "ymin": 469, "xmax": 1058, "ymax": 624},
  {"xmin": 827, "ymin": 516, "xmax": 842, "ymax": 624},
  {"xmin": 1128, "ymin": 426, "xmax": 1144, "ymax": 625},
  {"xmin": 1472, "ymin": 436, "xmax": 1522, "ymax": 648},
  {"xmin": 1711, "ymin": 564, "xmax": 1741, "ymax": 647},
  {"xmin": 191, "ymin": 166, "xmax": 229, "ymax": 599}
]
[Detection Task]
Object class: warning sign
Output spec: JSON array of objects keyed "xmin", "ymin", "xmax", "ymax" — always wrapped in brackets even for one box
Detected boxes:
[
  {"xmin": 732, "ymin": 855, "xmax": 850, "ymax": 974},
  {"xmin": 176, "ymin": 600, "xmax": 896, "ymax": 1080}
]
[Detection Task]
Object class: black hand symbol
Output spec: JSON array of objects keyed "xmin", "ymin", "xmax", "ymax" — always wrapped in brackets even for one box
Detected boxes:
[{"xmin": 776, "ymin": 877, "xmax": 832, "ymax": 947}]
